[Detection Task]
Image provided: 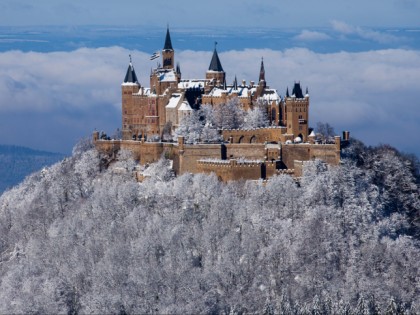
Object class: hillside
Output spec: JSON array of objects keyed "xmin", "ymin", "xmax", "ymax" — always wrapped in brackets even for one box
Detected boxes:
[
  {"xmin": 0, "ymin": 139, "xmax": 418, "ymax": 314},
  {"xmin": 0, "ymin": 145, "xmax": 65, "ymax": 194}
]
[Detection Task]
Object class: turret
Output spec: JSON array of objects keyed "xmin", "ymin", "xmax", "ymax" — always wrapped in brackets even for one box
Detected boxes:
[
  {"xmin": 123, "ymin": 55, "xmax": 139, "ymax": 86},
  {"xmin": 162, "ymin": 26, "xmax": 174, "ymax": 69},
  {"xmin": 283, "ymin": 81, "xmax": 309, "ymax": 142},
  {"xmin": 258, "ymin": 57, "xmax": 266, "ymax": 87},
  {"xmin": 206, "ymin": 42, "xmax": 225, "ymax": 86},
  {"xmin": 121, "ymin": 56, "xmax": 140, "ymax": 139}
]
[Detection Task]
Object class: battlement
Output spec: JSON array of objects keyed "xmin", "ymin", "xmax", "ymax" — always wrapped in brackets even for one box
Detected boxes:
[{"xmin": 198, "ymin": 158, "xmax": 263, "ymax": 168}]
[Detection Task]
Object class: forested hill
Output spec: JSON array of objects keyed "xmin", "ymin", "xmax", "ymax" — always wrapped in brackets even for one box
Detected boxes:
[
  {"xmin": 0, "ymin": 140, "xmax": 419, "ymax": 314},
  {"xmin": 0, "ymin": 145, "xmax": 65, "ymax": 194}
]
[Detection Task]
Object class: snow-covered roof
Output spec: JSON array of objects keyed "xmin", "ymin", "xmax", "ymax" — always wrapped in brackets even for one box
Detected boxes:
[
  {"xmin": 178, "ymin": 79, "xmax": 207, "ymax": 89},
  {"xmin": 159, "ymin": 70, "xmax": 177, "ymax": 82},
  {"xmin": 166, "ymin": 93, "xmax": 182, "ymax": 109},
  {"xmin": 259, "ymin": 89, "xmax": 281, "ymax": 103},
  {"xmin": 133, "ymin": 87, "xmax": 151, "ymax": 96},
  {"xmin": 121, "ymin": 82, "xmax": 140, "ymax": 87},
  {"xmin": 208, "ymin": 85, "xmax": 252, "ymax": 98},
  {"xmin": 178, "ymin": 101, "xmax": 192, "ymax": 111}
]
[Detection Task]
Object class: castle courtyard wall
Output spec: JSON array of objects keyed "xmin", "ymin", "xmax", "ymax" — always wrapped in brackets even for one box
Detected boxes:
[
  {"xmin": 94, "ymin": 136, "xmax": 342, "ymax": 180},
  {"xmin": 222, "ymin": 127, "xmax": 286, "ymax": 143}
]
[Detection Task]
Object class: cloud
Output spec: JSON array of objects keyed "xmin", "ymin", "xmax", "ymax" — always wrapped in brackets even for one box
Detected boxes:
[
  {"xmin": 330, "ymin": 20, "xmax": 400, "ymax": 43},
  {"xmin": 294, "ymin": 30, "xmax": 331, "ymax": 41},
  {"xmin": 0, "ymin": 47, "xmax": 419, "ymax": 157}
]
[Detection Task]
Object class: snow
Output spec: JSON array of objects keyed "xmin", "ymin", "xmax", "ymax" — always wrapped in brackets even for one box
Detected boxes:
[
  {"xmin": 294, "ymin": 136, "xmax": 302, "ymax": 143},
  {"xmin": 209, "ymin": 86, "xmax": 250, "ymax": 98},
  {"xmin": 309, "ymin": 130, "xmax": 316, "ymax": 137},
  {"xmin": 159, "ymin": 70, "xmax": 176, "ymax": 82},
  {"xmin": 178, "ymin": 79, "xmax": 207, "ymax": 89},
  {"xmin": 121, "ymin": 82, "xmax": 139, "ymax": 86},
  {"xmin": 259, "ymin": 89, "xmax": 281, "ymax": 103},
  {"xmin": 133, "ymin": 87, "xmax": 151, "ymax": 96},
  {"xmin": 166, "ymin": 93, "xmax": 182, "ymax": 108},
  {"xmin": 178, "ymin": 101, "xmax": 192, "ymax": 111}
]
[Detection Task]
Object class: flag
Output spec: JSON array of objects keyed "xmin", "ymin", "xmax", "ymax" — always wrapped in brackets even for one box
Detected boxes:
[{"xmin": 150, "ymin": 51, "xmax": 160, "ymax": 60}]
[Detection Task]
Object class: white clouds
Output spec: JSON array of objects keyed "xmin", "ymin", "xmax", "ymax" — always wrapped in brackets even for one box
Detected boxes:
[
  {"xmin": 0, "ymin": 47, "xmax": 419, "ymax": 156},
  {"xmin": 294, "ymin": 30, "xmax": 331, "ymax": 41},
  {"xmin": 331, "ymin": 20, "xmax": 400, "ymax": 43}
]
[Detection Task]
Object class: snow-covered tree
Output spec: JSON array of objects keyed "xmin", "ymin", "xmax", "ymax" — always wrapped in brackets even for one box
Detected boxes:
[
  {"xmin": 316, "ymin": 122, "xmax": 335, "ymax": 143},
  {"xmin": 0, "ymin": 139, "xmax": 419, "ymax": 314},
  {"xmin": 243, "ymin": 106, "xmax": 269, "ymax": 129}
]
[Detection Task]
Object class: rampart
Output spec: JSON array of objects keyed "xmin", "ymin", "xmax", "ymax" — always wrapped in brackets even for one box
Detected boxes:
[
  {"xmin": 94, "ymin": 133, "xmax": 342, "ymax": 181},
  {"xmin": 222, "ymin": 126, "xmax": 286, "ymax": 143},
  {"xmin": 94, "ymin": 139, "xmax": 174, "ymax": 165},
  {"xmin": 196, "ymin": 159, "xmax": 296, "ymax": 181},
  {"xmin": 281, "ymin": 136, "xmax": 341, "ymax": 169}
]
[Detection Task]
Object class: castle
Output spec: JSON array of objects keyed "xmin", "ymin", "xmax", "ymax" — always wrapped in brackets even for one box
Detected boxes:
[{"xmin": 94, "ymin": 27, "xmax": 345, "ymax": 181}]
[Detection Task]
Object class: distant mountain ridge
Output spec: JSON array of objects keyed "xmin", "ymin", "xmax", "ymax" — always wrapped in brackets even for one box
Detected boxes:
[{"xmin": 0, "ymin": 144, "xmax": 65, "ymax": 194}]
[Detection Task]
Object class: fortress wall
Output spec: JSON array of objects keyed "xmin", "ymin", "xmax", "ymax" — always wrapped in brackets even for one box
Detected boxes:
[
  {"xmin": 309, "ymin": 145, "xmax": 340, "ymax": 166},
  {"xmin": 281, "ymin": 142, "xmax": 340, "ymax": 169},
  {"xmin": 120, "ymin": 141, "xmax": 163, "ymax": 164},
  {"xmin": 197, "ymin": 159, "xmax": 262, "ymax": 181},
  {"xmin": 95, "ymin": 140, "xmax": 173, "ymax": 165},
  {"xmin": 178, "ymin": 144, "xmax": 222, "ymax": 174},
  {"xmin": 265, "ymin": 161, "xmax": 279, "ymax": 178},
  {"xmin": 94, "ymin": 140, "xmax": 121, "ymax": 156},
  {"xmin": 281, "ymin": 144, "xmax": 311, "ymax": 169},
  {"xmin": 226, "ymin": 143, "xmax": 266, "ymax": 160},
  {"xmin": 222, "ymin": 127, "xmax": 286, "ymax": 143}
]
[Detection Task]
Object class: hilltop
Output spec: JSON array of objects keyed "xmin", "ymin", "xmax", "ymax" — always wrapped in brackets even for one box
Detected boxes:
[{"xmin": 0, "ymin": 139, "xmax": 418, "ymax": 314}]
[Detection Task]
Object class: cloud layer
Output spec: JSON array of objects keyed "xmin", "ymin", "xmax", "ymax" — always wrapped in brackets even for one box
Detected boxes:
[{"xmin": 0, "ymin": 47, "xmax": 419, "ymax": 157}]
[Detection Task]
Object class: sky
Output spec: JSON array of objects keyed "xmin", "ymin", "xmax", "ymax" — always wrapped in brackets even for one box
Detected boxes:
[
  {"xmin": 0, "ymin": 0, "xmax": 419, "ymax": 28},
  {"xmin": 0, "ymin": 1, "xmax": 419, "ymax": 158}
]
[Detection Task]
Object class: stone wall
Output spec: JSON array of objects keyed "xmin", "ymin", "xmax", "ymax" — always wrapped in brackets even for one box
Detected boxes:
[
  {"xmin": 94, "ymin": 134, "xmax": 341, "ymax": 180},
  {"xmin": 197, "ymin": 159, "xmax": 262, "ymax": 181},
  {"xmin": 177, "ymin": 143, "xmax": 222, "ymax": 175},
  {"xmin": 281, "ymin": 136, "xmax": 341, "ymax": 169},
  {"xmin": 225, "ymin": 143, "xmax": 266, "ymax": 160},
  {"xmin": 222, "ymin": 127, "xmax": 286, "ymax": 143}
]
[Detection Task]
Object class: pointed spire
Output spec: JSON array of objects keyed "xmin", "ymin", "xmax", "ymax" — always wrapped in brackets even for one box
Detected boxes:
[
  {"xmin": 286, "ymin": 87, "xmax": 290, "ymax": 98},
  {"xmin": 292, "ymin": 82, "xmax": 304, "ymax": 98},
  {"xmin": 208, "ymin": 42, "xmax": 224, "ymax": 72},
  {"xmin": 233, "ymin": 76, "xmax": 238, "ymax": 90},
  {"xmin": 163, "ymin": 25, "xmax": 173, "ymax": 50},
  {"xmin": 223, "ymin": 79, "xmax": 227, "ymax": 90},
  {"xmin": 259, "ymin": 57, "xmax": 265, "ymax": 82},
  {"xmin": 176, "ymin": 62, "xmax": 181, "ymax": 74},
  {"xmin": 306, "ymin": 86, "xmax": 309, "ymax": 95},
  {"xmin": 123, "ymin": 55, "xmax": 138, "ymax": 83}
]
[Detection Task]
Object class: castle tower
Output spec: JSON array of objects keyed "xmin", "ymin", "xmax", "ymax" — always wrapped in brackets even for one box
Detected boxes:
[
  {"xmin": 255, "ymin": 58, "xmax": 267, "ymax": 98},
  {"xmin": 206, "ymin": 43, "xmax": 225, "ymax": 86},
  {"xmin": 162, "ymin": 26, "xmax": 174, "ymax": 69},
  {"xmin": 258, "ymin": 57, "xmax": 266, "ymax": 87},
  {"xmin": 121, "ymin": 57, "xmax": 141, "ymax": 139},
  {"xmin": 283, "ymin": 82, "xmax": 309, "ymax": 142}
]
